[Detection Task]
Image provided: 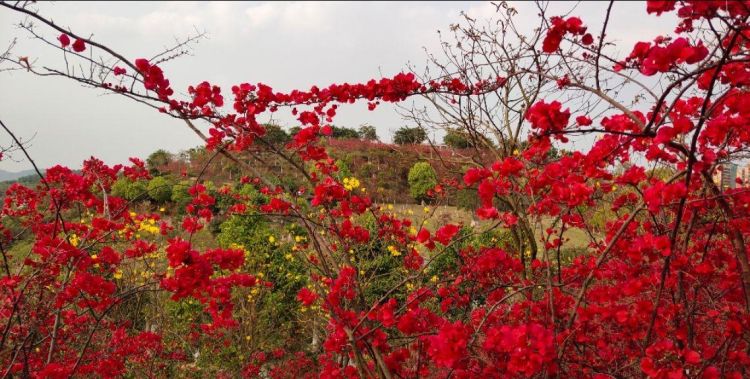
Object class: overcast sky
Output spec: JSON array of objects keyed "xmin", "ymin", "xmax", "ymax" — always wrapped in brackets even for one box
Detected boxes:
[{"xmin": 0, "ymin": 1, "xmax": 674, "ymax": 173}]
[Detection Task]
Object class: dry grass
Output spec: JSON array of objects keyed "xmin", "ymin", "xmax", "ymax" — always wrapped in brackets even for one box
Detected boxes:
[{"xmin": 381, "ymin": 203, "xmax": 594, "ymax": 251}]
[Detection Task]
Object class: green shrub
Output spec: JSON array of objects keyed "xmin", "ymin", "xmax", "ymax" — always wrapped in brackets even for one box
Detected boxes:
[
  {"xmin": 407, "ymin": 162, "xmax": 438, "ymax": 203},
  {"xmin": 171, "ymin": 180, "xmax": 193, "ymax": 211},
  {"xmin": 111, "ymin": 177, "xmax": 148, "ymax": 201},
  {"xmin": 147, "ymin": 176, "xmax": 173, "ymax": 203},
  {"xmin": 335, "ymin": 159, "xmax": 352, "ymax": 180}
]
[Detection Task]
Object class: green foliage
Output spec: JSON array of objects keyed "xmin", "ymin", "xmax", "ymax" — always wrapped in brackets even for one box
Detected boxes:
[
  {"xmin": 146, "ymin": 176, "xmax": 173, "ymax": 203},
  {"xmin": 238, "ymin": 184, "xmax": 267, "ymax": 206},
  {"xmin": 393, "ymin": 126, "xmax": 426, "ymax": 145},
  {"xmin": 472, "ymin": 228, "xmax": 518, "ymax": 251},
  {"xmin": 330, "ymin": 125, "xmax": 361, "ymax": 139},
  {"xmin": 110, "ymin": 178, "xmax": 129, "ymax": 199},
  {"xmin": 263, "ymin": 124, "xmax": 290, "ymax": 145},
  {"xmin": 443, "ymin": 128, "xmax": 473, "ymax": 149},
  {"xmin": 359, "ymin": 124, "xmax": 378, "ymax": 141},
  {"xmin": 335, "ymin": 159, "xmax": 352, "ymax": 180},
  {"xmin": 355, "ymin": 213, "xmax": 410, "ymax": 303},
  {"xmin": 111, "ymin": 177, "xmax": 148, "ymax": 201},
  {"xmin": 216, "ymin": 214, "xmax": 307, "ymax": 351},
  {"xmin": 407, "ymin": 162, "xmax": 438, "ymax": 203},
  {"xmin": 146, "ymin": 149, "xmax": 172, "ymax": 175},
  {"xmin": 171, "ymin": 180, "xmax": 193, "ymax": 211},
  {"xmin": 455, "ymin": 188, "xmax": 479, "ymax": 211},
  {"xmin": 422, "ymin": 227, "xmax": 476, "ymax": 285}
]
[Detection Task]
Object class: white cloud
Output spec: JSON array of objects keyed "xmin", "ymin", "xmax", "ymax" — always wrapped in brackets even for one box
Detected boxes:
[
  {"xmin": 245, "ymin": 3, "xmax": 277, "ymax": 28},
  {"xmin": 243, "ymin": 2, "xmax": 332, "ymax": 31}
]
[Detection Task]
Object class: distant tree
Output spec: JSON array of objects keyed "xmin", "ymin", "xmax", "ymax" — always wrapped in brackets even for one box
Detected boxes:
[
  {"xmin": 407, "ymin": 161, "xmax": 437, "ymax": 203},
  {"xmin": 330, "ymin": 126, "xmax": 361, "ymax": 139},
  {"xmin": 359, "ymin": 125, "xmax": 379, "ymax": 141},
  {"xmin": 147, "ymin": 176, "xmax": 174, "ymax": 203},
  {"xmin": 263, "ymin": 124, "xmax": 290, "ymax": 145},
  {"xmin": 393, "ymin": 126, "xmax": 426, "ymax": 145},
  {"xmin": 179, "ymin": 146, "xmax": 206, "ymax": 163},
  {"xmin": 443, "ymin": 128, "xmax": 472, "ymax": 149},
  {"xmin": 146, "ymin": 149, "xmax": 172, "ymax": 175}
]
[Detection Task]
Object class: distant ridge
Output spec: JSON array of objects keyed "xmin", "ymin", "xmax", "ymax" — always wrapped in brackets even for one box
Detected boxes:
[{"xmin": 0, "ymin": 169, "xmax": 39, "ymax": 182}]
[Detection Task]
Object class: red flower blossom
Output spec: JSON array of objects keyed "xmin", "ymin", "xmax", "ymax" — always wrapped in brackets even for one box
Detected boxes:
[
  {"xmin": 72, "ymin": 38, "xmax": 86, "ymax": 52},
  {"xmin": 58, "ymin": 33, "xmax": 71, "ymax": 48},
  {"xmin": 297, "ymin": 288, "xmax": 318, "ymax": 306}
]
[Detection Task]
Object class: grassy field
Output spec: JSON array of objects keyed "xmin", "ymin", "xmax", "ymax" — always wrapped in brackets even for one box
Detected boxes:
[{"xmin": 385, "ymin": 204, "xmax": 593, "ymax": 252}]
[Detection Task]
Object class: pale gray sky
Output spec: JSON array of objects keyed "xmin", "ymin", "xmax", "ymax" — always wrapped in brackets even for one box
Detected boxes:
[{"xmin": 0, "ymin": 1, "xmax": 673, "ymax": 172}]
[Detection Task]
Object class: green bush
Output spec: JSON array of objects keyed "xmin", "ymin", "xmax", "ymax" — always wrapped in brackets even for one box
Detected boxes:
[
  {"xmin": 171, "ymin": 180, "xmax": 193, "ymax": 211},
  {"xmin": 407, "ymin": 162, "xmax": 438, "ymax": 203},
  {"xmin": 335, "ymin": 159, "xmax": 352, "ymax": 180},
  {"xmin": 111, "ymin": 177, "xmax": 148, "ymax": 201},
  {"xmin": 147, "ymin": 176, "xmax": 174, "ymax": 203},
  {"xmin": 216, "ymin": 214, "xmax": 307, "ymax": 351}
]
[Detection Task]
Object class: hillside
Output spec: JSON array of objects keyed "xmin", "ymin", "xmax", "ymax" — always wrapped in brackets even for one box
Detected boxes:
[{"xmin": 0, "ymin": 168, "xmax": 37, "ymax": 181}]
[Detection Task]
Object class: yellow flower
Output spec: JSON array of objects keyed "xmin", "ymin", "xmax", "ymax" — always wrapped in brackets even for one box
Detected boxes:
[
  {"xmin": 91, "ymin": 254, "xmax": 98, "ymax": 261},
  {"xmin": 387, "ymin": 204, "xmax": 394, "ymax": 210},
  {"xmin": 113, "ymin": 270, "xmax": 123, "ymax": 280},
  {"xmin": 513, "ymin": 149, "xmax": 519, "ymax": 156},
  {"xmin": 387, "ymin": 245, "xmax": 401, "ymax": 257},
  {"xmin": 430, "ymin": 275, "xmax": 439, "ymax": 283},
  {"xmin": 69, "ymin": 234, "xmax": 80, "ymax": 247},
  {"xmin": 423, "ymin": 207, "xmax": 430, "ymax": 213},
  {"xmin": 159, "ymin": 207, "xmax": 165, "ymax": 212},
  {"xmin": 268, "ymin": 235, "xmax": 276, "ymax": 244},
  {"xmin": 342, "ymin": 177, "xmax": 361, "ymax": 191}
]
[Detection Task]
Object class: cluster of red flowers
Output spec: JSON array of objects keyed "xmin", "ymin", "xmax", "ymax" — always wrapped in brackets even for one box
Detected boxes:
[
  {"xmin": 542, "ymin": 16, "xmax": 593, "ymax": 53},
  {"xmin": 57, "ymin": 33, "xmax": 86, "ymax": 52},
  {"xmin": 134, "ymin": 58, "xmax": 174, "ymax": 101}
]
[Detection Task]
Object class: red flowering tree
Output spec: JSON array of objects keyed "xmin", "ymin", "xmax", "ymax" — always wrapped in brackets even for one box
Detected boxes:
[{"xmin": 2, "ymin": 1, "xmax": 750, "ymax": 378}]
